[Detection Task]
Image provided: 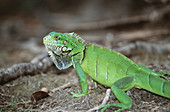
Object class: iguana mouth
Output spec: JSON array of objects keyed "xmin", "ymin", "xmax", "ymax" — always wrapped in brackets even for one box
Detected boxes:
[{"xmin": 45, "ymin": 45, "xmax": 71, "ymax": 55}]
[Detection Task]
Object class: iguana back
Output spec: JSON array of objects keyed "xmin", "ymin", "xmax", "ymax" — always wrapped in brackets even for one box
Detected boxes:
[{"xmin": 81, "ymin": 44, "xmax": 138, "ymax": 87}]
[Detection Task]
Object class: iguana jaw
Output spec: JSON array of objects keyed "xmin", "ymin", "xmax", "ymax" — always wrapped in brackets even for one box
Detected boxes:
[
  {"xmin": 45, "ymin": 45, "xmax": 72, "ymax": 70},
  {"xmin": 45, "ymin": 44, "xmax": 63, "ymax": 55}
]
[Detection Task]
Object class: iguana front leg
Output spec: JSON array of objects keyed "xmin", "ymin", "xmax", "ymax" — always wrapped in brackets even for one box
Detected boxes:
[
  {"xmin": 99, "ymin": 76, "xmax": 135, "ymax": 112},
  {"xmin": 71, "ymin": 56, "xmax": 89, "ymax": 97}
]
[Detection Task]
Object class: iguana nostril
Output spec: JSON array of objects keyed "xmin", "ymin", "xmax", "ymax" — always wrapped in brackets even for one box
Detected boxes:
[{"xmin": 43, "ymin": 38, "xmax": 46, "ymax": 42}]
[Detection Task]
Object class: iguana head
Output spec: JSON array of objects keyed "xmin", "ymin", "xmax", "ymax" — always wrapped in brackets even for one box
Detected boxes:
[{"xmin": 43, "ymin": 32, "xmax": 85, "ymax": 70}]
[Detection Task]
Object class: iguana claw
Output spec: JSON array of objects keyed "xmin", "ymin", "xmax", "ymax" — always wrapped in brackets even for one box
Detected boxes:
[{"xmin": 71, "ymin": 90, "xmax": 90, "ymax": 97}]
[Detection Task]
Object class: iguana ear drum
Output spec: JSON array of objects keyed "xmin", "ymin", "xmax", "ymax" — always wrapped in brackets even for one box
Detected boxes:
[{"xmin": 62, "ymin": 47, "xmax": 67, "ymax": 51}]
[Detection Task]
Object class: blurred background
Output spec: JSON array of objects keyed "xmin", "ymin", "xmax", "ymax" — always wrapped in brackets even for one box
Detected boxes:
[
  {"xmin": 0, "ymin": 0, "xmax": 170, "ymax": 67},
  {"xmin": 0, "ymin": 0, "xmax": 170, "ymax": 111}
]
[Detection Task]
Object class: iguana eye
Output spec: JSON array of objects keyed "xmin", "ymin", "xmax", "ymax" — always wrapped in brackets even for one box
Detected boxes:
[{"xmin": 55, "ymin": 35, "xmax": 58, "ymax": 39}]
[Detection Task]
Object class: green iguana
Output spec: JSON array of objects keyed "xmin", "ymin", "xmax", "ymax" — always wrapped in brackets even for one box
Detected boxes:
[{"xmin": 43, "ymin": 32, "xmax": 170, "ymax": 112}]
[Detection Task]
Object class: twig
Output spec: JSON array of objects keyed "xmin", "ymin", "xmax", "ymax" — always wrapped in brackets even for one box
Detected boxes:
[
  {"xmin": 87, "ymin": 89, "xmax": 111, "ymax": 112},
  {"xmin": 116, "ymin": 28, "xmax": 170, "ymax": 41},
  {"xmin": 62, "ymin": 5, "xmax": 170, "ymax": 30},
  {"xmin": 31, "ymin": 52, "xmax": 48, "ymax": 63},
  {"xmin": 144, "ymin": 0, "xmax": 170, "ymax": 4},
  {"xmin": 115, "ymin": 41, "xmax": 170, "ymax": 55},
  {"xmin": 0, "ymin": 53, "xmax": 53, "ymax": 85},
  {"xmin": 51, "ymin": 82, "xmax": 78, "ymax": 93}
]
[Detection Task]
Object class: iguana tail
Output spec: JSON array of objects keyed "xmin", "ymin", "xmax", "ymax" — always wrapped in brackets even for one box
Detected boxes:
[{"xmin": 135, "ymin": 72, "xmax": 170, "ymax": 98}]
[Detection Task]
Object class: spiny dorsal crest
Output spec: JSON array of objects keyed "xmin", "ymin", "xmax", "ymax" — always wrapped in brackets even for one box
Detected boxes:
[{"xmin": 64, "ymin": 32, "xmax": 85, "ymax": 43}]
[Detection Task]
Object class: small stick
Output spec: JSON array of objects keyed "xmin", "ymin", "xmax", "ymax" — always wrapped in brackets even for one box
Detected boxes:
[
  {"xmin": 51, "ymin": 82, "xmax": 78, "ymax": 93},
  {"xmin": 87, "ymin": 89, "xmax": 111, "ymax": 112},
  {"xmin": 0, "ymin": 53, "xmax": 53, "ymax": 85}
]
